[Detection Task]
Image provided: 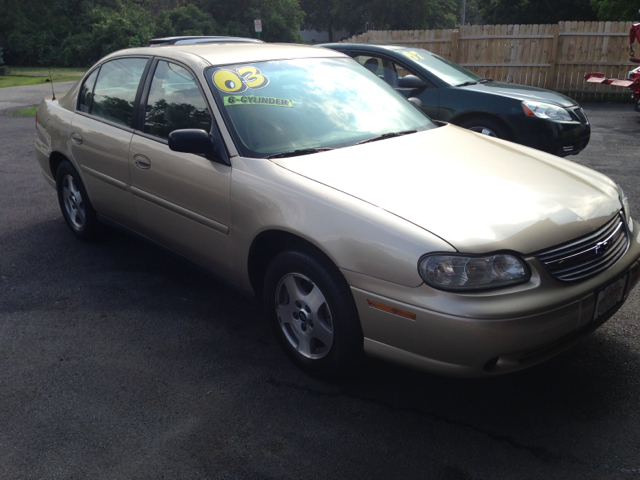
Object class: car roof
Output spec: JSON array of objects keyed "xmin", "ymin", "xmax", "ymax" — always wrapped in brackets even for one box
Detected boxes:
[
  {"xmin": 105, "ymin": 43, "xmax": 347, "ymax": 67},
  {"xmin": 148, "ymin": 36, "xmax": 263, "ymax": 46},
  {"xmin": 319, "ymin": 43, "xmax": 427, "ymax": 54}
]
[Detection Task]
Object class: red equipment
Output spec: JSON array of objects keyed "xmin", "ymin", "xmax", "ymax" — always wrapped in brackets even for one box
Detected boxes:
[{"xmin": 584, "ymin": 23, "xmax": 640, "ymax": 111}]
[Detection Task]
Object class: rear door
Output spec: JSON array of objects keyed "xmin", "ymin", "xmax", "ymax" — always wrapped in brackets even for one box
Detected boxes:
[
  {"xmin": 128, "ymin": 59, "xmax": 234, "ymax": 278},
  {"xmin": 69, "ymin": 57, "xmax": 150, "ymax": 227}
]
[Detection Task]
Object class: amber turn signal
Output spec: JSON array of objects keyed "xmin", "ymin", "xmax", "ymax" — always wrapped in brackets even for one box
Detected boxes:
[{"xmin": 367, "ymin": 300, "xmax": 416, "ymax": 320}]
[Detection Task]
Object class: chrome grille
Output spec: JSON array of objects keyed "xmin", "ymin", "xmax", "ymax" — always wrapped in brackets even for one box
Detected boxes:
[{"xmin": 535, "ymin": 215, "xmax": 629, "ymax": 281}]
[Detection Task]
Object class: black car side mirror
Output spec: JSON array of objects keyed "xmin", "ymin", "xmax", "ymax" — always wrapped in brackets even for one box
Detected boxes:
[
  {"xmin": 397, "ymin": 75, "xmax": 427, "ymax": 89},
  {"xmin": 168, "ymin": 129, "xmax": 230, "ymax": 165}
]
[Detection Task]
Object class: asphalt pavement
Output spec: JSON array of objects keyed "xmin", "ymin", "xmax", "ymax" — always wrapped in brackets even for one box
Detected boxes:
[
  {"xmin": 1, "ymin": 99, "xmax": 640, "ymax": 479},
  {"xmin": 0, "ymin": 81, "xmax": 77, "ymax": 112}
]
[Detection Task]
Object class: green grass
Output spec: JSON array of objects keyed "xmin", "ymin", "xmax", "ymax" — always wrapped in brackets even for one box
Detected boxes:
[
  {"xmin": 0, "ymin": 67, "xmax": 86, "ymax": 88},
  {"xmin": 9, "ymin": 106, "xmax": 38, "ymax": 116}
]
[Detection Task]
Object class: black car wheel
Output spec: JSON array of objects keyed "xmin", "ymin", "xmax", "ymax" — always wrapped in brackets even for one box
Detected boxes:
[
  {"xmin": 459, "ymin": 117, "xmax": 511, "ymax": 140},
  {"xmin": 263, "ymin": 247, "xmax": 364, "ymax": 378},
  {"xmin": 56, "ymin": 160, "xmax": 102, "ymax": 241}
]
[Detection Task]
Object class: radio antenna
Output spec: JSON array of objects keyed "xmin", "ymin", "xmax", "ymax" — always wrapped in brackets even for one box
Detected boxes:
[{"xmin": 48, "ymin": 67, "xmax": 56, "ymax": 100}]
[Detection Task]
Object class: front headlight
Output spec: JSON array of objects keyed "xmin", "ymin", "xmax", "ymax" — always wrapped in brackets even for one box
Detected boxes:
[
  {"xmin": 619, "ymin": 185, "xmax": 634, "ymax": 232},
  {"xmin": 522, "ymin": 101, "xmax": 573, "ymax": 121},
  {"xmin": 418, "ymin": 253, "xmax": 530, "ymax": 291}
]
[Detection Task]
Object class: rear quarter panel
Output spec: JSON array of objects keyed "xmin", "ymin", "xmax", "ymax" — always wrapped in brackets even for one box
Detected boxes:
[{"xmin": 35, "ymin": 98, "xmax": 75, "ymax": 185}]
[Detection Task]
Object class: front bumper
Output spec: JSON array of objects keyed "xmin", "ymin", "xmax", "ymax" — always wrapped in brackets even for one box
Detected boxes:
[
  {"xmin": 344, "ymin": 219, "xmax": 640, "ymax": 377},
  {"xmin": 510, "ymin": 114, "xmax": 591, "ymax": 157}
]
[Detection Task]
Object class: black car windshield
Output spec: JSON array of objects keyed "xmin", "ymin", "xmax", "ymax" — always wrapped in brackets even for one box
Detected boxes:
[
  {"xmin": 395, "ymin": 47, "xmax": 481, "ymax": 86},
  {"xmin": 206, "ymin": 57, "xmax": 435, "ymax": 158}
]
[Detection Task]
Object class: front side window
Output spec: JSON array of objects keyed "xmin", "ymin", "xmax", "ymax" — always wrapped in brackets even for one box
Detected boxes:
[
  {"xmin": 206, "ymin": 57, "xmax": 434, "ymax": 158},
  {"xmin": 78, "ymin": 68, "xmax": 99, "ymax": 113},
  {"xmin": 144, "ymin": 61, "xmax": 212, "ymax": 140},
  {"xmin": 91, "ymin": 57, "xmax": 148, "ymax": 127},
  {"xmin": 395, "ymin": 47, "xmax": 481, "ymax": 86},
  {"xmin": 353, "ymin": 55, "xmax": 409, "ymax": 87}
]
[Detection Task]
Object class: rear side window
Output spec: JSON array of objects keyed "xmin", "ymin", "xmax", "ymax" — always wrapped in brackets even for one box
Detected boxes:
[
  {"xmin": 91, "ymin": 58, "xmax": 148, "ymax": 127},
  {"xmin": 144, "ymin": 61, "xmax": 212, "ymax": 140},
  {"xmin": 78, "ymin": 68, "xmax": 99, "ymax": 113}
]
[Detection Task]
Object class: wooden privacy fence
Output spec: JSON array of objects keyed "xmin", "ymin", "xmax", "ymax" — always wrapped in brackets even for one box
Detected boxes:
[{"xmin": 342, "ymin": 21, "xmax": 637, "ymax": 101}]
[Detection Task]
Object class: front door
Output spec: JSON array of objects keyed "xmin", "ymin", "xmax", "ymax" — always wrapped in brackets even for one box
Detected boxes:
[
  {"xmin": 128, "ymin": 60, "xmax": 234, "ymax": 278},
  {"xmin": 352, "ymin": 53, "xmax": 440, "ymax": 119}
]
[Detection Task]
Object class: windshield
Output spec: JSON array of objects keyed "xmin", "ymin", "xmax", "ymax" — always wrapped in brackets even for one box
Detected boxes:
[
  {"xmin": 396, "ymin": 48, "xmax": 481, "ymax": 86},
  {"xmin": 206, "ymin": 57, "xmax": 434, "ymax": 158}
]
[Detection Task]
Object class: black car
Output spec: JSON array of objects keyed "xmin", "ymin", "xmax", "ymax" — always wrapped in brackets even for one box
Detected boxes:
[{"xmin": 321, "ymin": 43, "xmax": 590, "ymax": 157}]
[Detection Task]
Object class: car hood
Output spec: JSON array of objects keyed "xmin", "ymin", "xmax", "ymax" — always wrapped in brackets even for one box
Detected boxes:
[
  {"xmin": 460, "ymin": 81, "xmax": 578, "ymax": 108},
  {"xmin": 272, "ymin": 126, "xmax": 620, "ymax": 254}
]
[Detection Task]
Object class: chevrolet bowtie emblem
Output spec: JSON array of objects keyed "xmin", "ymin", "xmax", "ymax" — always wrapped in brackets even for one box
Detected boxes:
[{"xmin": 594, "ymin": 240, "xmax": 609, "ymax": 255}]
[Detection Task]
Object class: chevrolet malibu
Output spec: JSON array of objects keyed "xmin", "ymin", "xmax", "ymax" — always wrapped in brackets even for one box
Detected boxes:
[{"xmin": 35, "ymin": 42, "xmax": 640, "ymax": 378}]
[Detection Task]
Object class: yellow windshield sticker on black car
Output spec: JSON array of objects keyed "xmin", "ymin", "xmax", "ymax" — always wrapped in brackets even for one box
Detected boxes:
[
  {"xmin": 213, "ymin": 67, "xmax": 269, "ymax": 94},
  {"xmin": 403, "ymin": 51, "xmax": 425, "ymax": 61},
  {"xmin": 224, "ymin": 96, "xmax": 293, "ymax": 107}
]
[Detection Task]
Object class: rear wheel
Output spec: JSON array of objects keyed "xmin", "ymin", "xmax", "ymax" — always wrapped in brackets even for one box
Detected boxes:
[
  {"xmin": 459, "ymin": 117, "xmax": 511, "ymax": 140},
  {"xmin": 56, "ymin": 161, "xmax": 102, "ymax": 240},
  {"xmin": 263, "ymin": 248, "xmax": 364, "ymax": 378}
]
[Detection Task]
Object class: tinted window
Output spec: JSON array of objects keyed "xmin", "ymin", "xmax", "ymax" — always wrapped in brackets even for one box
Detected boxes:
[
  {"xmin": 353, "ymin": 55, "xmax": 410, "ymax": 87},
  {"xmin": 78, "ymin": 68, "xmax": 99, "ymax": 113},
  {"xmin": 144, "ymin": 61, "xmax": 212, "ymax": 140},
  {"xmin": 91, "ymin": 58, "xmax": 148, "ymax": 127},
  {"xmin": 395, "ymin": 48, "xmax": 481, "ymax": 86}
]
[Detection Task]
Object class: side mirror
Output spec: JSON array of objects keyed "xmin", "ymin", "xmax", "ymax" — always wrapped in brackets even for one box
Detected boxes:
[
  {"xmin": 408, "ymin": 97, "xmax": 423, "ymax": 109},
  {"xmin": 397, "ymin": 75, "xmax": 427, "ymax": 89},
  {"xmin": 168, "ymin": 129, "xmax": 229, "ymax": 165}
]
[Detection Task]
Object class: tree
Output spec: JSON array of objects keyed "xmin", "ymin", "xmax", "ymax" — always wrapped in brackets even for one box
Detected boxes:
[
  {"xmin": 300, "ymin": 0, "xmax": 338, "ymax": 40},
  {"xmin": 590, "ymin": 0, "xmax": 639, "ymax": 21},
  {"xmin": 0, "ymin": 47, "xmax": 8, "ymax": 75},
  {"xmin": 477, "ymin": 0, "xmax": 597, "ymax": 24},
  {"xmin": 303, "ymin": 0, "xmax": 459, "ymax": 38},
  {"xmin": 199, "ymin": 0, "xmax": 305, "ymax": 42}
]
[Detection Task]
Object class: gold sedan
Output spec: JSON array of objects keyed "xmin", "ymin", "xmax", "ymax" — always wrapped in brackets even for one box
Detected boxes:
[{"xmin": 35, "ymin": 41, "xmax": 640, "ymax": 378}]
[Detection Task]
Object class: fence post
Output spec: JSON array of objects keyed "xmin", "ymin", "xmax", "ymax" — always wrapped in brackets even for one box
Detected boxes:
[
  {"xmin": 450, "ymin": 29, "xmax": 460, "ymax": 63},
  {"xmin": 546, "ymin": 24, "xmax": 560, "ymax": 90}
]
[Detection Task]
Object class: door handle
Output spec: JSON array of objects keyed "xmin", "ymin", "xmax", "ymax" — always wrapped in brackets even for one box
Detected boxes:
[
  {"xmin": 70, "ymin": 132, "xmax": 83, "ymax": 145},
  {"xmin": 133, "ymin": 154, "xmax": 151, "ymax": 170}
]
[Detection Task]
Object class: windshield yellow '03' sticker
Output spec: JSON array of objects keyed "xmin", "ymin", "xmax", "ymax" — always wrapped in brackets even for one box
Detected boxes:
[
  {"xmin": 213, "ymin": 67, "xmax": 269, "ymax": 94},
  {"xmin": 224, "ymin": 96, "xmax": 293, "ymax": 107},
  {"xmin": 402, "ymin": 51, "xmax": 425, "ymax": 61}
]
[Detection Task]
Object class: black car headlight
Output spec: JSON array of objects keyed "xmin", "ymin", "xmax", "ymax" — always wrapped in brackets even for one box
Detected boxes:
[
  {"xmin": 419, "ymin": 253, "xmax": 530, "ymax": 291},
  {"xmin": 522, "ymin": 101, "xmax": 572, "ymax": 121}
]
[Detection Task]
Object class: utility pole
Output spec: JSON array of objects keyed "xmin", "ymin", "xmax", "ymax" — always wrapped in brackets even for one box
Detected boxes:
[{"xmin": 461, "ymin": 0, "xmax": 466, "ymax": 27}]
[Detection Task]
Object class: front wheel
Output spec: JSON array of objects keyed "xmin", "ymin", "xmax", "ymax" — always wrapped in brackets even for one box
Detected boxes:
[
  {"xmin": 263, "ymin": 248, "xmax": 364, "ymax": 378},
  {"xmin": 459, "ymin": 117, "xmax": 511, "ymax": 140},
  {"xmin": 56, "ymin": 161, "xmax": 102, "ymax": 240}
]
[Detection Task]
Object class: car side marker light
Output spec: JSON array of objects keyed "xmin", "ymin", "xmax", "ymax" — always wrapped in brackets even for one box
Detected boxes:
[{"xmin": 367, "ymin": 300, "xmax": 416, "ymax": 320}]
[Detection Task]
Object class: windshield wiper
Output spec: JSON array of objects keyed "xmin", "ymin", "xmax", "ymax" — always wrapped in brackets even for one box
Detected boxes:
[
  {"xmin": 266, "ymin": 147, "xmax": 333, "ymax": 159},
  {"xmin": 478, "ymin": 78, "xmax": 493, "ymax": 83},
  {"xmin": 456, "ymin": 81, "xmax": 478, "ymax": 87},
  {"xmin": 356, "ymin": 130, "xmax": 417, "ymax": 145}
]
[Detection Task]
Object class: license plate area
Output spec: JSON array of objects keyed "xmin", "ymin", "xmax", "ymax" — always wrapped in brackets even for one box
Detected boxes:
[{"xmin": 593, "ymin": 273, "xmax": 628, "ymax": 321}]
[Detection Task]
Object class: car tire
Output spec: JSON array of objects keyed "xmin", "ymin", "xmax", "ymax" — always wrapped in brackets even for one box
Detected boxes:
[
  {"xmin": 56, "ymin": 160, "xmax": 102, "ymax": 241},
  {"xmin": 263, "ymin": 247, "xmax": 364, "ymax": 378},
  {"xmin": 459, "ymin": 117, "xmax": 511, "ymax": 140}
]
